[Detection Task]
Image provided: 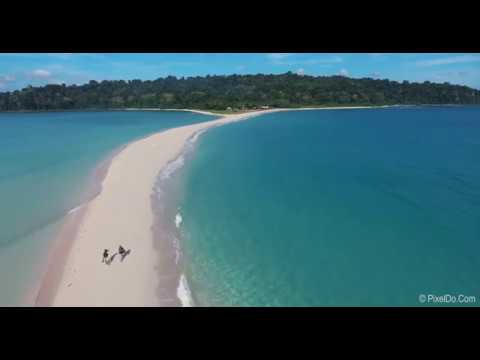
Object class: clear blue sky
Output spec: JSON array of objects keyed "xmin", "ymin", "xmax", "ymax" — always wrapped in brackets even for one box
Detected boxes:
[{"xmin": 1, "ymin": 53, "xmax": 479, "ymax": 91}]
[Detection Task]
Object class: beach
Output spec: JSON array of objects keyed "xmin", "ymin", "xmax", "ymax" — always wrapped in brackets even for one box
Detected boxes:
[
  {"xmin": 35, "ymin": 109, "xmax": 280, "ymax": 306},
  {"xmin": 31, "ymin": 104, "xmax": 480, "ymax": 307},
  {"xmin": 34, "ymin": 105, "xmax": 397, "ymax": 307}
]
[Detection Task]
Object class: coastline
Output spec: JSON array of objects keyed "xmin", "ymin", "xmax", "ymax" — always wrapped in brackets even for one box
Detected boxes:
[
  {"xmin": 34, "ymin": 144, "xmax": 127, "ymax": 306},
  {"xmin": 35, "ymin": 109, "xmax": 280, "ymax": 306},
  {"xmin": 34, "ymin": 105, "xmax": 395, "ymax": 307},
  {"xmin": 3, "ymin": 104, "xmax": 478, "ymax": 115},
  {"xmin": 122, "ymin": 105, "xmax": 393, "ymax": 115}
]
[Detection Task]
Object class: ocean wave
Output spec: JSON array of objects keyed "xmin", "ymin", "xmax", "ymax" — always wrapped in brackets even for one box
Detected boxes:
[
  {"xmin": 173, "ymin": 211, "xmax": 183, "ymax": 264},
  {"xmin": 189, "ymin": 128, "xmax": 207, "ymax": 144},
  {"xmin": 172, "ymin": 233, "xmax": 181, "ymax": 265},
  {"xmin": 177, "ymin": 273, "xmax": 194, "ymax": 307},
  {"xmin": 153, "ymin": 128, "xmax": 207, "ymax": 308},
  {"xmin": 157, "ymin": 128, "xmax": 207, "ymax": 183},
  {"xmin": 67, "ymin": 204, "xmax": 85, "ymax": 215},
  {"xmin": 158, "ymin": 154, "xmax": 185, "ymax": 181}
]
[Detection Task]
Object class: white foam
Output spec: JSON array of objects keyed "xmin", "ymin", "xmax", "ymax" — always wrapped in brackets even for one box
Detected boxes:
[
  {"xmin": 177, "ymin": 273, "xmax": 194, "ymax": 307},
  {"xmin": 67, "ymin": 204, "xmax": 84, "ymax": 215},
  {"xmin": 189, "ymin": 128, "xmax": 207, "ymax": 144},
  {"xmin": 173, "ymin": 212, "xmax": 183, "ymax": 264},
  {"xmin": 175, "ymin": 212, "xmax": 183, "ymax": 228},
  {"xmin": 159, "ymin": 154, "xmax": 185, "ymax": 181},
  {"xmin": 157, "ymin": 127, "xmax": 207, "ymax": 184},
  {"xmin": 172, "ymin": 234, "xmax": 181, "ymax": 265},
  {"xmin": 155, "ymin": 128, "xmax": 206, "ymax": 308}
]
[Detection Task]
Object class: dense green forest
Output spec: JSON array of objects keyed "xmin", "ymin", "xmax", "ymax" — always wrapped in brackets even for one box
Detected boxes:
[{"xmin": 0, "ymin": 72, "xmax": 479, "ymax": 111}]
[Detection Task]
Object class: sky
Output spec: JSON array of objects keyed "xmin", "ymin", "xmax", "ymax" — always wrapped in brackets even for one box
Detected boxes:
[{"xmin": 1, "ymin": 53, "xmax": 480, "ymax": 91}]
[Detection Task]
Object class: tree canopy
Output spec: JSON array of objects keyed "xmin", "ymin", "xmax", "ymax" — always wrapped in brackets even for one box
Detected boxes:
[{"xmin": 0, "ymin": 72, "xmax": 478, "ymax": 111}]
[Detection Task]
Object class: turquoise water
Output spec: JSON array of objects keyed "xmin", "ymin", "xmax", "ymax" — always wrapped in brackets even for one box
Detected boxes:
[
  {"xmin": 178, "ymin": 107, "xmax": 480, "ymax": 306},
  {"xmin": 0, "ymin": 111, "xmax": 216, "ymax": 306}
]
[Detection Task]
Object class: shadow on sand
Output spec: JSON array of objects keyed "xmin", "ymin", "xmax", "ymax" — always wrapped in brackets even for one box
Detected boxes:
[
  {"xmin": 120, "ymin": 249, "xmax": 131, "ymax": 262},
  {"xmin": 106, "ymin": 253, "xmax": 118, "ymax": 265}
]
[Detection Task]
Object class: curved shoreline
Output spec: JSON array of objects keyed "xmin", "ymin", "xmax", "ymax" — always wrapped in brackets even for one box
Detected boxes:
[
  {"xmin": 35, "ymin": 109, "xmax": 280, "ymax": 306},
  {"xmin": 149, "ymin": 128, "xmax": 208, "ymax": 307},
  {"xmin": 34, "ymin": 105, "xmax": 395, "ymax": 306}
]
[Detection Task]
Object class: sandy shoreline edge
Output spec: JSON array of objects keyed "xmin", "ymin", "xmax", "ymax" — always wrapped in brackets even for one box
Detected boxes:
[
  {"xmin": 34, "ymin": 143, "xmax": 129, "ymax": 306},
  {"xmin": 34, "ymin": 106, "xmax": 390, "ymax": 307}
]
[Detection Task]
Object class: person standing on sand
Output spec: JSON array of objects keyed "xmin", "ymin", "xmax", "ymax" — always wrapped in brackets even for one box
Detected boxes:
[
  {"xmin": 118, "ymin": 245, "xmax": 130, "ymax": 261},
  {"xmin": 102, "ymin": 249, "xmax": 109, "ymax": 263}
]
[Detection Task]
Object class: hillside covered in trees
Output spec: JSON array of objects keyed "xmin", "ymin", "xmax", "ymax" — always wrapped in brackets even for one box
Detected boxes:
[{"xmin": 0, "ymin": 72, "xmax": 479, "ymax": 111}]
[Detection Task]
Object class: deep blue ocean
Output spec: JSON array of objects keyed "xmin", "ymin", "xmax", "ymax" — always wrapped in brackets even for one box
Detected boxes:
[{"xmin": 177, "ymin": 107, "xmax": 480, "ymax": 306}]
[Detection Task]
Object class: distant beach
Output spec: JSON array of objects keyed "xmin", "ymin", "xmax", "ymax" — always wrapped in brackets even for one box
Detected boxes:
[{"xmin": 122, "ymin": 105, "xmax": 394, "ymax": 115}]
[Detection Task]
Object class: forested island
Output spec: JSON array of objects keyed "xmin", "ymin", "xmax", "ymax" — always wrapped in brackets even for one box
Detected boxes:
[{"xmin": 1, "ymin": 72, "xmax": 479, "ymax": 111}]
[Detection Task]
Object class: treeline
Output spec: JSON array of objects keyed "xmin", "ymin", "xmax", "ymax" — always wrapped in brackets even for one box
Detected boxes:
[{"xmin": 0, "ymin": 72, "xmax": 479, "ymax": 111}]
